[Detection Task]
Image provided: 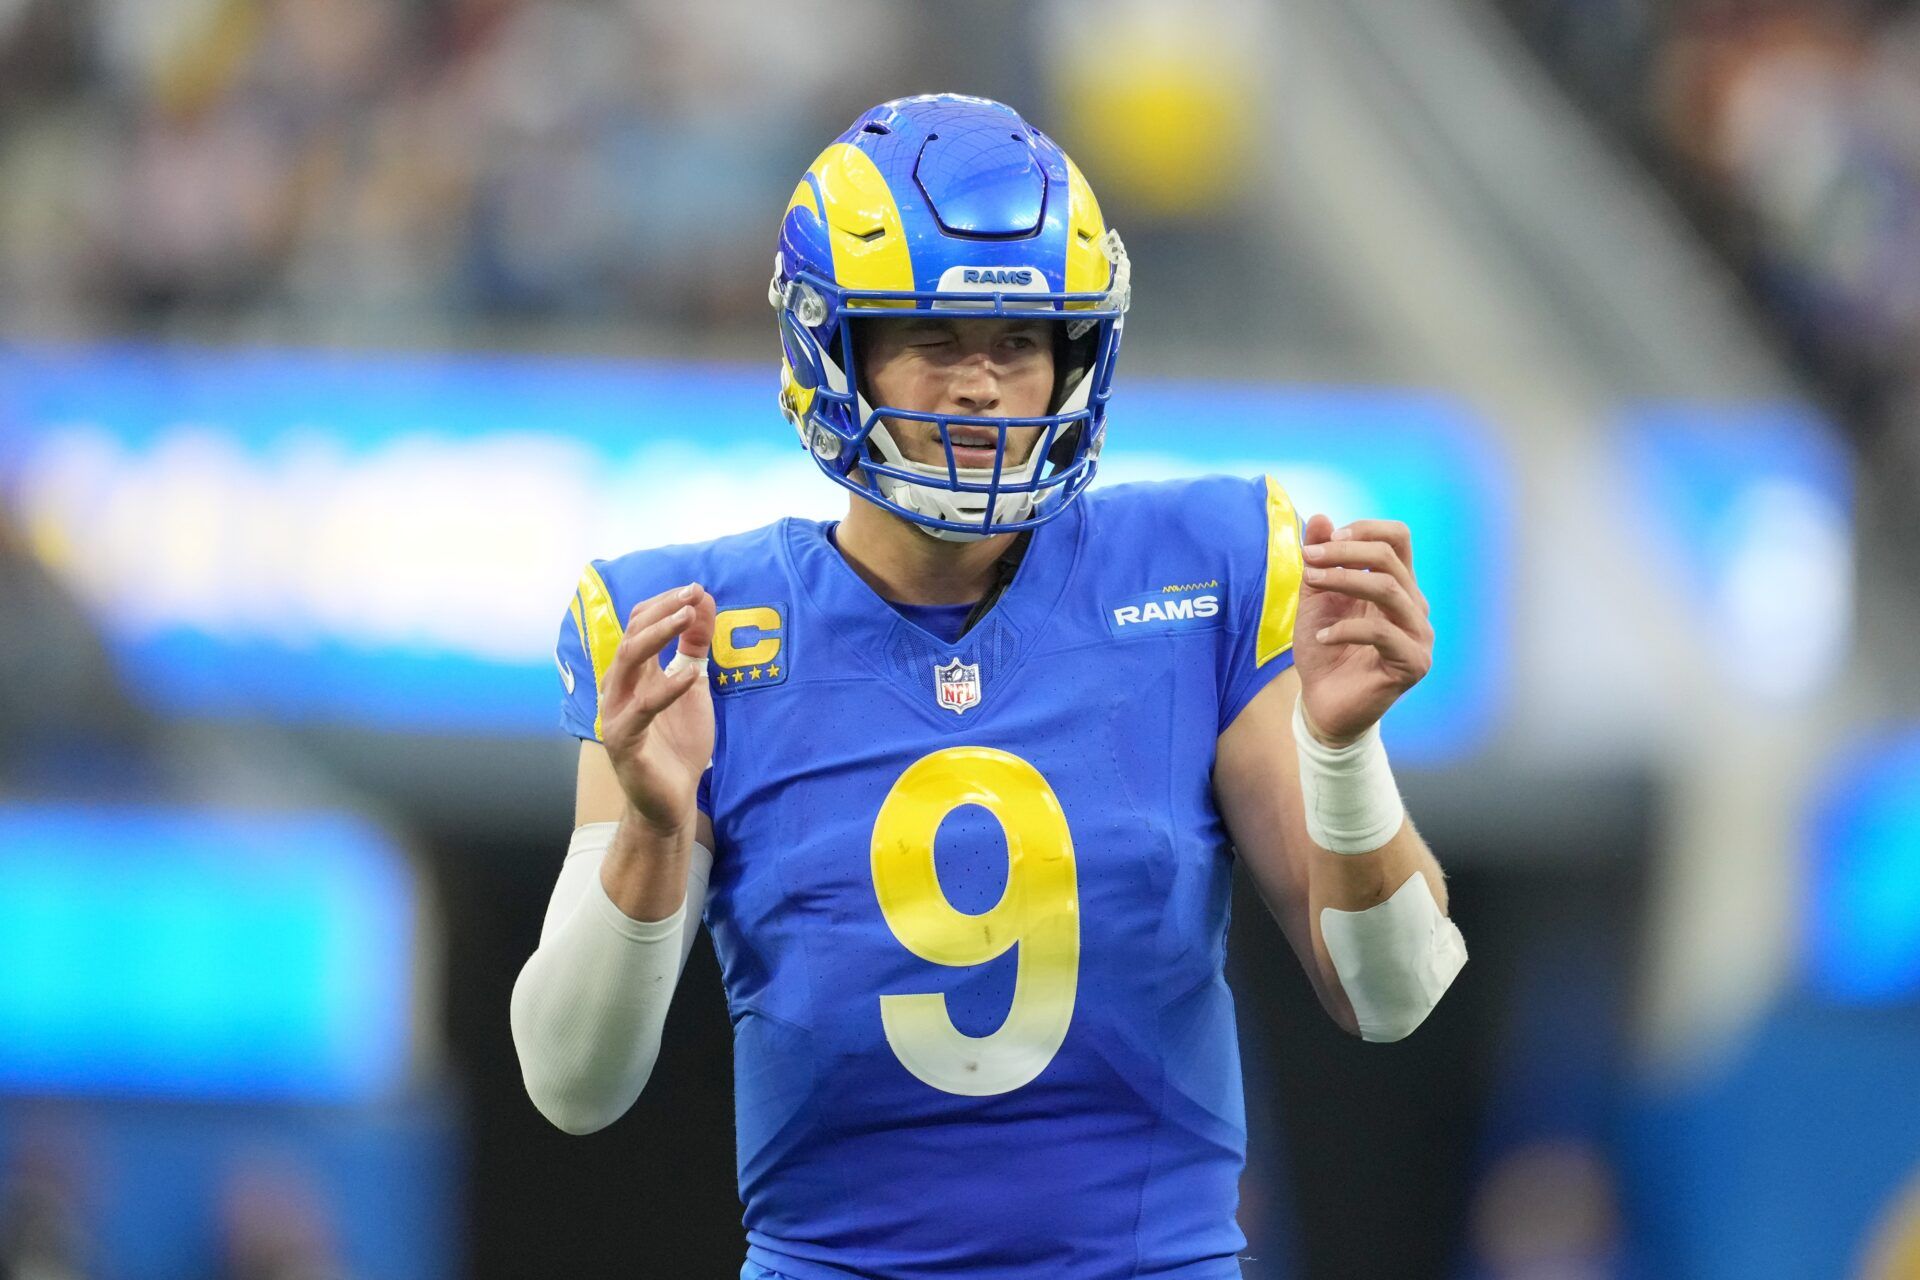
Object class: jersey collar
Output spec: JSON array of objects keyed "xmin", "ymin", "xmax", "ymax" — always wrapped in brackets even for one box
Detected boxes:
[{"xmin": 782, "ymin": 495, "xmax": 1086, "ymax": 708}]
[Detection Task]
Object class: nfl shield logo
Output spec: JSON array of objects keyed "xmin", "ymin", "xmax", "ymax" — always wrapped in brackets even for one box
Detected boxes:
[{"xmin": 933, "ymin": 656, "xmax": 981, "ymax": 715}]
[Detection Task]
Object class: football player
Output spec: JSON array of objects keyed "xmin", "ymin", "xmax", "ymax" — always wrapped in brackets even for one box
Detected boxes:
[{"xmin": 512, "ymin": 93, "xmax": 1465, "ymax": 1280}]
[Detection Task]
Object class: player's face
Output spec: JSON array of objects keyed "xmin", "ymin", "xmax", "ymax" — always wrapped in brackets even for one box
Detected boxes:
[{"xmin": 859, "ymin": 317, "xmax": 1055, "ymax": 470}]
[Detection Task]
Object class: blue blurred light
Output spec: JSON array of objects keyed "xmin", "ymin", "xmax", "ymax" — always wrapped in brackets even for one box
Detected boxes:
[
  {"xmin": 1619, "ymin": 401, "xmax": 1853, "ymax": 703},
  {"xmin": 1618, "ymin": 999, "xmax": 1920, "ymax": 1278},
  {"xmin": 1807, "ymin": 726, "xmax": 1920, "ymax": 1003},
  {"xmin": 0, "ymin": 343, "xmax": 1509, "ymax": 760},
  {"xmin": 0, "ymin": 805, "xmax": 415, "ymax": 1101}
]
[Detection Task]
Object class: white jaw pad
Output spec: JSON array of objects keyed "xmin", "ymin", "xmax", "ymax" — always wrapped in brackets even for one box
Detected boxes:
[{"xmin": 1320, "ymin": 871, "xmax": 1467, "ymax": 1043}]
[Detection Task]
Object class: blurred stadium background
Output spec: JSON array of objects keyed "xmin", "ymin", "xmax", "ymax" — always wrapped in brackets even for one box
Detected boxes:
[{"xmin": 1, "ymin": 0, "xmax": 1917, "ymax": 1275}]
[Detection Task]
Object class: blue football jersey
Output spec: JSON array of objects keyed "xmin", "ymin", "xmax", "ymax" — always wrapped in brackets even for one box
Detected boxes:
[{"xmin": 555, "ymin": 474, "xmax": 1305, "ymax": 1280}]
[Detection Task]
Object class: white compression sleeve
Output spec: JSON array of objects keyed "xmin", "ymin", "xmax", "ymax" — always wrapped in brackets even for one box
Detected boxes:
[
  {"xmin": 1320, "ymin": 870, "xmax": 1467, "ymax": 1043},
  {"xmin": 509, "ymin": 822, "xmax": 711, "ymax": 1135}
]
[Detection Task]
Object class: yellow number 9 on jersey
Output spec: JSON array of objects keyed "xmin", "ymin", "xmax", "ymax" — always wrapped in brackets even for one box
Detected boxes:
[{"xmin": 870, "ymin": 746, "xmax": 1079, "ymax": 1096}]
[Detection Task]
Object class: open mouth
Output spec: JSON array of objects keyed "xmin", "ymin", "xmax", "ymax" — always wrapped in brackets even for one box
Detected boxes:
[{"xmin": 938, "ymin": 425, "xmax": 1005, "ymax": 468}]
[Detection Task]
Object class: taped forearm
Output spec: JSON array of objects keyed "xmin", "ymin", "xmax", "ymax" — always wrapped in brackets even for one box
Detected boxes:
[
  {"xmin": 1320, "ymin": 870, "xmax": 1466, "ymax": 1042},
  {"xmin": 510, "ymin": 822, "xmax": 710, "ymax": 1134}
]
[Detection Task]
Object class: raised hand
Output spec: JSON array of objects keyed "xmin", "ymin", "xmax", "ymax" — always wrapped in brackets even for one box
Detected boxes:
[
  {"xmin": 1292, "ymin": 515, "xmax": 1434, "ymax": 747},
  {"xmin": 598, "ymin": 583, "xmax": 718, "ymax": 838}
]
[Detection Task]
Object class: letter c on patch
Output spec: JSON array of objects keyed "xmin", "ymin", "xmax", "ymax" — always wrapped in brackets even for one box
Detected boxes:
[{"xmin": 714, "ymin": 606, "xmax": 782, "ymax": 667}]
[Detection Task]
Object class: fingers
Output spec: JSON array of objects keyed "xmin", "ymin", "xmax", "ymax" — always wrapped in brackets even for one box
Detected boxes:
[
  {"xmin": 1313, "ymin": 616, "xmax": 1432, "ymax": 677},
  {"xmin": 1303, "ymin": 536, "xmax": 1428, "ymax": 616},
  {"xmin": 1304, "ymin": 564, "xmax": 1430, "ymax": 636},
  {"xmin": 602, "ymin": 585, "xmax": 704, "ymax": 708},
  {"xmin": 602, "ymin": 658, "xmax": 704, "ymax": 741},
  {"xmin": 1333, "ymin": 519, "xmax": 1413, "ymax": 571},
  {"xmin": 1304, "ymin": 513, "xmax": 1415, "ymax": 581},
  {"xmin": 599, "ymin": 587, "xmax": 682, "ymax": 704},
  {"xmin": 629, "ymin": 658, "xmax": 704, "ymax": 719}
]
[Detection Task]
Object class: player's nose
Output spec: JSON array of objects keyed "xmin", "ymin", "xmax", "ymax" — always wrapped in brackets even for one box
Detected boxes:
[{"xmin": 949, "ymin": 359, "xmax": 1000, "ymax": 414}]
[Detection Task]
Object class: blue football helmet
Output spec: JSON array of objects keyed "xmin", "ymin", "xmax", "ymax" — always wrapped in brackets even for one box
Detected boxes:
[{"xmin": 771, "ymin": 94, "xmax": 1131, "ymax": 540}]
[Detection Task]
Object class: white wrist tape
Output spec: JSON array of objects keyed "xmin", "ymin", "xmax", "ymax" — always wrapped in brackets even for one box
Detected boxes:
[
  {"xmin": 509, "ymin": 822, "xmax": 711, "ymax": 1135},
  {"xmin": 1292, "ymin": 697, "xmax": 1406, "ymax": 854},
  {"xmin": 1321, "ymin": 871, "xmax": 1467, "ymax": 1042},
  {"xmin": 665, "ymin": 652, "xmax": 709, "ymax": 676}
]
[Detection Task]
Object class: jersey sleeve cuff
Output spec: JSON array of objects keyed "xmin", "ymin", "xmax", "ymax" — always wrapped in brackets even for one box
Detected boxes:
[{"xmin": 1218, "ymin": 645, "xmax": 1296, "ymax": 734}]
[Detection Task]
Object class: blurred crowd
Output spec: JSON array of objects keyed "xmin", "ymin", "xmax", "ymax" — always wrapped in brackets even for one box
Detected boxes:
[
  {"xmin": 1498, "ymin": 0, "xmax": 1920, "ymax": 434},
  {"xmin": 0, "ymin": 1118, "xmax": 356, "ymax": 1280},
  {"xmin": 6, "ymin": 0, "xmax": 1911, "ymax": 410},
  {"xmin": 0, "ymin": 0, "xmax": 902, "ymax": 347},
  {"xmin": 0, "ymin": 0, "xmax": 1302, "ymax": 363}
]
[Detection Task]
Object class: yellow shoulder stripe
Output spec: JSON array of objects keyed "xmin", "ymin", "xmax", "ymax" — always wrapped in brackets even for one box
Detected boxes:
[
  {"xmin": 1256, "ymin": 475, "xmax": 1303, "ymax": 666},
  {"xmin": 574, "ymin": 563, "xmax": 624, "ymax": 738}
]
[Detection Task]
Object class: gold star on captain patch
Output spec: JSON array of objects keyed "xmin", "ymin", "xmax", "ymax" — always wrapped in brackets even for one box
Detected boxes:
[
  {"xmin": 766, "ymin": 665, "xmax": 780, "ymax": 678},
  {"xmin": 749, "ymin": 667, "xmax": 763, "ymax": 680}
]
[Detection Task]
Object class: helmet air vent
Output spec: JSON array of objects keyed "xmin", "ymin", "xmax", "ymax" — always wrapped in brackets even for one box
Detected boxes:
[{"xmin": 913, "ymin": 121, "xmax": 1045, "ymax": 239}]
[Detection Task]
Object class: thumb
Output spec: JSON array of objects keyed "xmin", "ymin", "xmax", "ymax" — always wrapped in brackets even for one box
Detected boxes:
[
  {"xmin": 676, "ymin": 587, "xmax": 717, "ymax": 662},
  {"xmin": 1302, "ymin": 512, "xmax": 1336, "ymax": 548}
]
